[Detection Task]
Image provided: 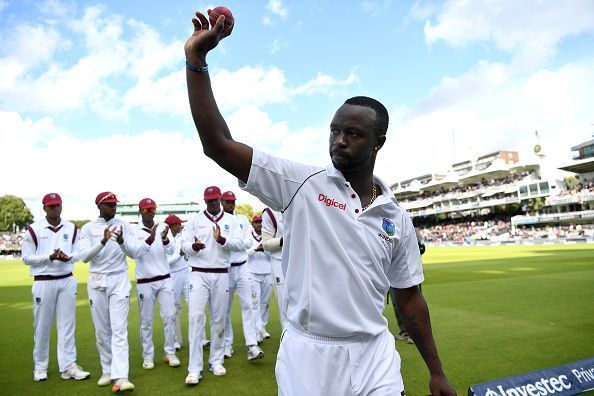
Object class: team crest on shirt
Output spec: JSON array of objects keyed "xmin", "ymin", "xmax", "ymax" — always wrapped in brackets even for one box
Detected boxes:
[
  {"xmin": 139, "ymin": 294, "xmax": 144, "ymax": 300},
  {"xmin": 382, "ymin": 218, "xmax": 396, "ymax": 237},
  {"xmin": 224, "ymin": 224, "xmax": 230, "ymax": 231},
  {"xmin": 35, "ymin": 297, "xmax": 41, "ymax": 305},
  {"xmin": 89, "ymin": 299, "xmax": 93, "ymax": 306},
  {"xmin": 63, "ymin": 233, "xmax": 69, "ymax": 241}
]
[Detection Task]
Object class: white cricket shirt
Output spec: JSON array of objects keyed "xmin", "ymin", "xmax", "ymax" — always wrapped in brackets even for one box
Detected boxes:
[
  {"xmin": 228, "ymin": 213, "xmax": 253, "ymax": 264},
  {"xmin": 180, "ymin": 210, "xmax": 244, "ymax": 269},
  {"xmin": 132, "ymin": 222, "xmax": 174, "ymax": 280},
  {"xmin": 79, "ymin": 217, "xmax": 150, "ymax": 274},
  {"xmin": 167, "ymin": 233, "xmax": 188, "ymax": 273},
  {"xmin": 247, "ymin": 231, "xmax": 271, "ymax": 275},
  {"xmin": 240, "ymin": 150, "xmax": 424, "ymax": 337},
  {"xmin": 21, "ymin": 218, "xmax": 83, "ymax": 276}
]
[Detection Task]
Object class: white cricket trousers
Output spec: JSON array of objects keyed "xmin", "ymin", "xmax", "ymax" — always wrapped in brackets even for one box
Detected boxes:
[
  {"xmin": 187, "ymin": 270, "xmax": 229, "ymax": 373},
  {"xmin": 32, "ymin": 275, "xmax": 78, "ymax": 372},
  {"xmin": 276, "ymin": 324, "xmax": 405, "ymax": 396},
  {"xmin": 251, "ymin": 272, "xmax": 272, "ymax": 334},
  {"xmin": 87, "ymin": 271, "xmax": 131, "ymax": 380},
  {"xmin": 171, "ymin": 268, "xmax": 189, "ymax": 346},
  {"xmin": 224, "ymin": 263, "xmax": 258, "ymax": 347},
  {"xmin": 136, "ymin": 277, "xmax": 176, "ymax": 359},
  {"xmin": 270, "ymin": 256, "xmax": 287, "ymax": 328}
]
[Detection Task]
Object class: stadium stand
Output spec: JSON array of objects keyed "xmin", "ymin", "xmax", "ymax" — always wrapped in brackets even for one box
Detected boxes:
[
  {"xmin": 0, "ymin": 232, "xmax": 23, "ymax": 256},
  {"xmin": 392, "ymin": 140, "xmax": 594, "ymax": 246}
]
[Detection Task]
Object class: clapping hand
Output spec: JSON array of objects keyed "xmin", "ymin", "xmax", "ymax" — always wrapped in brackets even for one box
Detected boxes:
[
  {"xmin": 160, "ymin": 225, "xmax": 170, "ymax": 241},
  {"xmin": 49, "ymin": 248, "xmax": 71, "ymax": 262},
  {"xmin": 102, "ymin": 226, "xmax": 115, "ymax": 244},
  {"xmin": 114, "ymin": 225, "xmax": 124, "ymax": 244},
  {"xmin": 213, "ymin": 223, "xmax": 221, "ymax": 241},
  {"xmin": 193, "ymin": 237, "xmax": 206, "ymax": 251}
]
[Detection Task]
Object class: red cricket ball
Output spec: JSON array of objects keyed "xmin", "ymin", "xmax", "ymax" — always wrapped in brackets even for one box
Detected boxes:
[{"xmin": 209, "ymin": 6, "xmax": 234, "ymax": 36}]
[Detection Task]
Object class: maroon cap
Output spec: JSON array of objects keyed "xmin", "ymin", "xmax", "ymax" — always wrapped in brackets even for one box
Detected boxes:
[
  {"xmin": 204, "ymin": 186, "xmax": 222, "ymax": 200},
  {"xmin": 95, "ymin": 191, "xmax": 119, "ymax": 205},
  {"xmin": 252, "ymin": 214, "xmax": 262, "ymax": 222},
  {"xmin": 42, "ymin": 193, "xmax": 62, "ymax": 206},
  {"xmin": 222, "ymin": 191, "xmax": 237, "ymax": 201},
  {"xmin": 164, "ymin": 214, "xmax": 186, "ymax": 226},
  {"xmin": 138, "ymin": 198, "xmax": 157, "ymax": 210}
]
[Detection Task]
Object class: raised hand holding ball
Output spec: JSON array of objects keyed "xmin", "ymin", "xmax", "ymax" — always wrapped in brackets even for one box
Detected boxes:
[{"xmin": 209, "ymin": 6, "xmax": 234, "ymax": 37}]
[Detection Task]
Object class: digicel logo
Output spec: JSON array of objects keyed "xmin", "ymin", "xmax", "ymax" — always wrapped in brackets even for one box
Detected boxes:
[{"xmin": 318, "ymin": 194, "xmax": 347, "ymax": 211}]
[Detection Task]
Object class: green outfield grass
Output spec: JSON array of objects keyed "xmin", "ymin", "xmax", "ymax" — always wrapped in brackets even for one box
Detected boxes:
[{"xmin": 0, "ymin": 244, "xmax": 593, "ymax": 395}]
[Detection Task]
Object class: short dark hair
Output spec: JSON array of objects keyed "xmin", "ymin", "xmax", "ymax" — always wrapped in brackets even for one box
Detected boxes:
[{"xmin": 344, "ymin": 96, "xmax": 389, "ymax": 136}]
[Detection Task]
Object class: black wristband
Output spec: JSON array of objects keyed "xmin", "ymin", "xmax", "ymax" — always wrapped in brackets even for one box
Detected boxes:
[{"xmin": 186, "ymin": 61, "xmax": 208, "ymax": 73}]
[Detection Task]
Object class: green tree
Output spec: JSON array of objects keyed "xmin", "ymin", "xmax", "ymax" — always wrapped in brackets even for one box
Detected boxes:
[
  {"xmin": 70, "ymin": 219, "xmax": 91, "ymax": 229},
  {"xmin": 235, "ymin": 203, "xmax": 255, "ymax": 219},
  {"xmin": 0, "ymin": 195, "xmax": 34, "ymax": 232}
]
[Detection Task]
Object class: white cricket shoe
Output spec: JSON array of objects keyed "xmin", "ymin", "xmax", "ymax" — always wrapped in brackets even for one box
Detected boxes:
[
  {"xmin": 61, "ymin": 364, "xmax": 90, "ymax": 380},
  {"xmin": 163, "ymin": 354, "xmax": 181, "ymax": 367},
  {"xmin": 261, "ymin": 329, "xmax": 271, "ymax": 339},
  {"xmin": 223, "ymin": 345, "xmax": 233, "ymax": 358},
  {"xmin": 142, "ymin": 358, "xmax": 154, "ymax": 370},
  {"xmin": 247, "ymin": 345, "xmax": 264, "ymax": 361},
  {"xmin": 185, "ymin": 371, "xmax": 201, "ymax": 385},
  {"xmin": 202, "ymin": 339, "xmax": 210, "ymax": 348},
  {"xmin": 33, "ymin": 369, "xmax": 47, "ymax": 382},
  {"xmin": 112, "ymin": 378, "xmax": 135, "ymax": 392},
  {"xmin": 174, "ymin": 342, "xmax": 182, "ymax": 350},
  {"xmin": 97, "ymin": 373, "xmax": 112, "ymax": 387},
  {"xmin": 209, "ymin": 364, "xmax": 226, "ymax": 376}
]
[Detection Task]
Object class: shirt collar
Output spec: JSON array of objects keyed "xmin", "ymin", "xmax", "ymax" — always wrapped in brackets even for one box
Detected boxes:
[
  {"xmin": 41, "ymin": 217, "xmax": 65, "ymax": 229},
  {"xmin": 325, "ymin": 164, "xmax": 397, "ymax": 207},
  {"xmin": 325, "ymin": 163, "xmax": 344, "ymax": 180},
  {"xmin": 203, "ymin": 209, "xmax": 224, "ymax": 223}
]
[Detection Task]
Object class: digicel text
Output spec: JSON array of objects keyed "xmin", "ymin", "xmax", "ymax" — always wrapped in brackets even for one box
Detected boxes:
[{"xmin": 318, "ymin": 194, "xmax": 347, "ymax": 211}]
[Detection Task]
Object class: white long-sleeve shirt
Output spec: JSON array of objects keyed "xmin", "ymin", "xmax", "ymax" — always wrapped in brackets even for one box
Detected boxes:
[
  {"xmin": 132, "ymin": 222, "xmax": 174, "ymax": 280},
  {"xmin": 247, "ymin": 231, "xmax": 271, "ymax": 275},
  {"xmin": 167, "ymin": 233, "xmax": 188, "ymax": 273},
  {"xmin": 228, "ymin": 213, "xmax": 253, "ymax": 264},
  {"xmin": 21, "ymin": 218, "xmax": 92, "ymax": 276},
  {"xmin": 180, "ymin": 210, "xmax": 244, "ymax": 269},
  {"xmin": 261, "ymin": 208, "xmax": 283, "ymax": 260},
  {"xmin": 79, "ymin": 217, "xmax": 150, "ymax": 274}
]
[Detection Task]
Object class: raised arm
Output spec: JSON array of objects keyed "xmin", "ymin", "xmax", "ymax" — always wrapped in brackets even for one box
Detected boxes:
[{"xmin": 184, "ymin": 10, "xmax": 253, "ymax": 182}]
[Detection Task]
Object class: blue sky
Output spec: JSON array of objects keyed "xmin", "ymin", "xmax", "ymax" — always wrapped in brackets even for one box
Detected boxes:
[{"xmin": 2, "ymin": 0, "xmax": 594, "ymax": 220}]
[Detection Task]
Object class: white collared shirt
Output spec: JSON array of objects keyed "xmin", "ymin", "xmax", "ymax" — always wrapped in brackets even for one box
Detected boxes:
[
  {"xmin": 240, "ymin": 150, "xmax": 424, "ymax": 337},
  {"xmin": 132, "ymin": 222, "xmax": 174, "ymax": 280},
  {"xmin": 228, "ymin": 212, "xmax": 253, "ymax": 264},
  {"xmin": 180, "ymin": 210, "xmax": 244, "ymax": 269},
  {"xmin": 167, "ymin": 233, "xmax": 188, "ymax": 273},
  {"xmin": 21, "ymin": 218, "xmax": 80, "ymax": 276},
  {"xmin": 79, "ymin": 216, "xmax": 150, "ymax": 274},
  {"xmin": 247, "ymin": 231, "xmax": 270, "ymax": 274}
]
